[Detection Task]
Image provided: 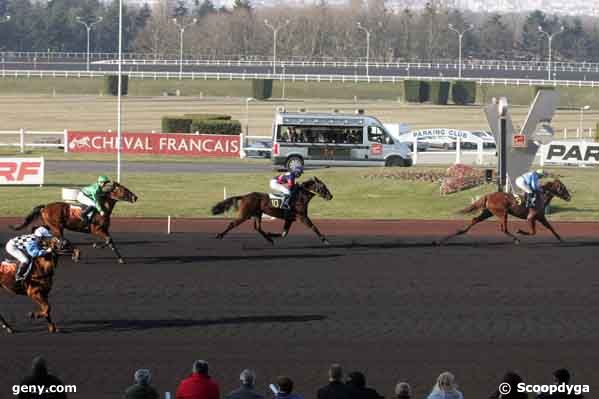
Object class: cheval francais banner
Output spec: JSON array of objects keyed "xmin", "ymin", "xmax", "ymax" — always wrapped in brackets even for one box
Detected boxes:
[{"xmin": 67, "ymin": 131, "xmax": 240, "ymax": 157}]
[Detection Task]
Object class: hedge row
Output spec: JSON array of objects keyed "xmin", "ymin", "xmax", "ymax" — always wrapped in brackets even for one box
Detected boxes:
[
  {"xmin": 252, "ymin": 79, "xmax": 273, "ymax": 100},
  {"xmin": 161, "ymin": 114, "xmax": 241, "ymax": 134},
  {"xmin": 105, "ymin": 75, "xmax": 129, "ymax": 96},
  {"xmin": 402, "ymin": 80, "xmax": 476, "ymax": 105}
]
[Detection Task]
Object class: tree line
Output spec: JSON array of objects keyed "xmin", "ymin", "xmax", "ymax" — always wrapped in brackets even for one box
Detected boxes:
[{"xmin": 0, "ymin": 0, "xmax": 599, "ymax": 62}]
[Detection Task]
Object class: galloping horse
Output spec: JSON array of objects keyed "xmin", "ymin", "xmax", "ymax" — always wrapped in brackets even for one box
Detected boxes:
[
  {"xmin": 439, "ymin": 179, "xmax": 571, "ymax": 244},
  {"xmin": 10, "ymin": 182, "xmax": 138, "ymax": 264},
  {"xmin": 0, "ymin": 237, "xmax": 66, "ymax": 333},
  {"xmin": 211, "ymin": 177, "xmax": 333, "ymax": 244}
]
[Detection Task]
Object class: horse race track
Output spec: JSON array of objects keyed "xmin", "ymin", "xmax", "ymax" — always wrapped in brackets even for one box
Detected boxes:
[{"xmin": 0, "ymin": 219, "xmax": 598, "ymax": 398}]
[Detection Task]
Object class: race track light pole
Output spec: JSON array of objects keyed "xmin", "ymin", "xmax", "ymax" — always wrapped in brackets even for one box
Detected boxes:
[
  {"xmin": 497, "ymin": 97, "xmax": 508, "ymax": 192},
  {"xmin": 356, "ymin": 22, "xmax": 371, "ymax": 77},
  {"xmin": 117, "ymin": 0, "xmax": 123, "ymax": 182},
  {"xmin": 538, "ymin": 26, "xmax": 564, "ymax": 81},
  {"xmin": 264, "ymin": 19, "xmax": 290, "ymax": 75},
  {"xmin": 173, "ymin": 17, "xmax": 197, "ymax": 80},
  {"xmin": 448, "ymin": 24, "xmax": 474, "ymax": 79},
  {"xmin": 76, "ymin": 16, "xmax": 103, "ymax": 72}
]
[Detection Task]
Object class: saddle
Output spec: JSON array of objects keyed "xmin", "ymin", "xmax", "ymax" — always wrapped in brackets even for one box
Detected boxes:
[{"xmin": 68, "ymin": 204, "xmax": 84, "ymax": 219}]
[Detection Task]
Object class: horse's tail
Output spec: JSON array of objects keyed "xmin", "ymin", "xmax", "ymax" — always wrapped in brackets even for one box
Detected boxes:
[
  {"xmin": 211, "ymin": 196, "xmax": 242, "ymax": 215},
  {"xmin": 460, "ymin": 196, "xmax": 487, "ymax": 214},
  {"xmin": 9, "ymin": 205, "xmax": 45, "ymax": 230}
]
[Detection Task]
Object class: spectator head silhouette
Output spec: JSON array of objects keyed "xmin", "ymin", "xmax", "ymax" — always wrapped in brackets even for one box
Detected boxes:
[
  {"xmin": 193, "ymin": 360, "xmax": 209, "ymax": 375},
  {"xmin": 329, "ymin": 364, "xmax": 343, "ymax": 382},
  {"xmin": 134, "ymin": 369, "xmax": 152, "ymax": 385},
  {"xmin": 346, "ymin": 371, "xmax": 366, "ymax": 388},
  {"xmin": 240, "ymin": 369, "xmax": 256, "ymax": 388},
  {"xmin": 395, "ymin": 382, "xmax": 411, "ymax": 399},
  {"xmin": 434, "ymin": 371, "xmax": 457, "ymax": 392},
  {"xmin": 553, "ymin": 369, "xmax": 570, "ymax": 384},
  {"xmin": 31, "ymin": 356, "xmax": 48, "ymax": 377},
  {"xmin": 277, "ymin": 376, "xmax": 294, "ymax": 393}
]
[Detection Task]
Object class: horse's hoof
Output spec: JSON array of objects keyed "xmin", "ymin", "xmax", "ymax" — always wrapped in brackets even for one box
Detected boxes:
[
  {"xmin": 215, "ymin": 234, "xmax": 223, "ymax": 240},
  {"xmin": 28, "ymin": 312, "xmax": 35, "ymax": 320},
  {"xmin": 3, "ymin": 325, "xmax": 14, "ymax": 334},
  {"xmin": 322, "ymin": 239, "xmax": 330, "ymax": 246},
  {"xmin": 118, "ymin": 258, "xmax": 125, "ymax": 264},
  {"xmin": 514, "ymin": 239, "xmax": 521, "ymax": 245},
  {"xmin": 49, "ymin": 326, "xmax": 58, "ymax": 333},
  {"xmin": 92, "ymin": 243, "xmax": 98, "ymax": 248}
]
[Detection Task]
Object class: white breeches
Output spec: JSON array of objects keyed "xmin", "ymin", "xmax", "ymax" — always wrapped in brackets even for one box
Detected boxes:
[
  {"xmin": 270, "ymin": 180, "xmax": 291, "ymax": 196},
  {"xmin": 77, "ymin": 192, "xmax": 96, "ymax": 208},
  {"xmin": 515, "ymin": 176, "xmax": 533, "ymax": 194},
  {"xmin": 5, "ymin": 241, "xmax": 29, "ymax": 264}
]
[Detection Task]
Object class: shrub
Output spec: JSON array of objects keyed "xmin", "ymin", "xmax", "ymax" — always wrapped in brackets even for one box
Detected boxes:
[
  {"xmin": 190, "ymin": 119, "xmax": 242, "ymax": 135},
  {"xmin": 403, "ymin": 80, "xmax": 430, "ymax": 103},
  {"xmin": 451, "ymin": 81, "xmax": 476, "ymax": 105},
  {"xmin": 182, "ymin": 114, "xmax": 231, "ymax": 121},
  {"xmin": 430, "ymin": 81, "xmax": 450, "ymax": 105},
  {"xmin": 252, "ymin": 79, "xmax": 273, "ymax": 100},
  {"xmin": 105, "ymin": 75, "xmax": 128, "ymax": 96},
  {"xmin": 161, "ymin": 116, "xmax": 193, "ymax": 133}
]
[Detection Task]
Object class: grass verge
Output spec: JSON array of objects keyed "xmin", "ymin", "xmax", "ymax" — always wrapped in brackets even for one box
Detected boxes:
[{"xmin": 2, "ymin": 166, "xmax": 597, "ymax": 220}]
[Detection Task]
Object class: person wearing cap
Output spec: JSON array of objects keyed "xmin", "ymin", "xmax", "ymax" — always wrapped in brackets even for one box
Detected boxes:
[
  {"xmin": 226, "ymin": 369, "xmax": 264, "ymax": 399},
  {"xmin": 5, "ymin": 226, "xmax": 54, "ymax": 282},
  {"xmin": 515, "ymin": 169, "xmax": 547, "ymax": 209},
  {"xmin": 273, "ymin": 376, "xmax": 303, "ymax": 399},
  {"xmin": 125, "ymin": 369, "xmax": 159, "ymax": 399},
  {"xmin": 537, "ymin": 368, "xmax": 583, "ymax": 399},
  {"xmin": 17, "ymin": 356, "xmax": 67, "ymax": 399},
  {"xmin": 78, "ymin": 175, "xmax": 112, "ymax": 224},
  {"xmin": 176, "ymin": 360, "xmax": 220, "ymax": 399},
  {"xmin": 270, "ymin": 166, "xmax": 304, "ymax": 209}
]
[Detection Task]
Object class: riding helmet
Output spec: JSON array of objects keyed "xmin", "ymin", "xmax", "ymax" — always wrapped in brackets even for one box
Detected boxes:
[
  {"xmin": 97, "ymin": 175, "xmax": 110, "ymax": 184},
  {"xmin": 33, "ymin": 226, "xmax": 53, "ymax": 238}
]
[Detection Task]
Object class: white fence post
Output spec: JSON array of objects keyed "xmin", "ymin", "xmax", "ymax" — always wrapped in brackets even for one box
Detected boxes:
[
  {"xmin": 564, "ymin": 128, "xmax": 567, "ymax": 139},
  {"xmin": 455, "ymin": 137, "xmax": 461, "ymax": 164},
  {"xmin": 539, "ymin": 145, "xmax": 545, "ymax": 167},
  {"xmin": 19, "ymin": 128, "xmax": 25, "ymax": 153},
  {"xmin": 239, "ymin": 133, "xmax": 246, "ymax": 159},
  {"xmin": 412, "ymin": 137, "xmax": 418, "ymax": 165},
  {"xmin": 63, "ymin": 129, "xmax": 68, "ymax": 153},
  {"xmin": 477, "ymin": 141, "xmax": 483, "ymax": 165}
]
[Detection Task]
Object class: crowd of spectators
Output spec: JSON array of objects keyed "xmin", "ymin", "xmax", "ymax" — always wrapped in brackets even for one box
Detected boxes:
[{"xmin": 14, "ymin": 357, "xmax": 585, "ymax": 399}]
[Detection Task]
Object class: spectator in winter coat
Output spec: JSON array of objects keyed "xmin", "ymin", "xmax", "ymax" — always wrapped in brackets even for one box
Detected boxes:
[
  {"xmin": 317, "ymin": 364, "xmax": 350, "ymax": 399},
  {"xmin": 226, "ymin": 369, "xmax": 264, "ymax": 399},
  {"xmin": 176, "ymin": 360, "xmax": 220, "ymax": 399},
  {"xmin": 124, "ymin": 369, "xmax": 159, "ymax": 399}
]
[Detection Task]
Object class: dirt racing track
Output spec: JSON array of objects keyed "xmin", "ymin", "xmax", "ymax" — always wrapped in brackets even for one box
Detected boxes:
[{"xmin": 0, "ymin": 219, "xmax": 598, "ymax": 398}]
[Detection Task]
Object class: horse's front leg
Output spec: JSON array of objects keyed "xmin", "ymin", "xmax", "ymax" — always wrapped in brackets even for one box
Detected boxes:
[
  {"xmin": 537, "ymin": 215, "xmax": 563, "ymax": 242},
  {"xmin": 253, "ymin": 216, "xmax": 274, "ymax": 245},
  {"xmin": 29, "ymin": 292, "xmax": 57, "ymax": 333},
  {"xmin": 517, "ymin": 210, "xmax": 537, "ymax": 236},
  {"xmin": 93, "ymin": 229, "xmax": 125, "ymax": 264},
  {"xmin": 299, "ymin": 215, "xmax": 329, "ymax": 245}
]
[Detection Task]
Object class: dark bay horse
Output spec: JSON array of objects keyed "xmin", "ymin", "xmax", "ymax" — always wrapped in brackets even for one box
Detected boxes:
[
  {"xmin": 439, "ymin": 179, "xmax": 571, "ymax": 244},
  {"xmin": 0, "ymin": 238, "xmax": 65, "ymax": 333},
  {"xmin": 10, "ymin": 182, "xmax": 138, "ymax": 264},
  {"xmin": 211, "ymin": 177, "xmax": 333, "ymax": 244}
]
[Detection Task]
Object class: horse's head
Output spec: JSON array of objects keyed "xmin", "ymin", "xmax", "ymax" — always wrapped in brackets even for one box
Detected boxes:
[
  {"xmin": 302, "ymin": 177, "xmax": 333, "ymax": 201},
  {"xmin": 106, "ymin": 182, "xmax": 138, "ymax": 203},
  {"xmin": 544, "ymin": 179, "xmax": 571, "ymax": 202}
]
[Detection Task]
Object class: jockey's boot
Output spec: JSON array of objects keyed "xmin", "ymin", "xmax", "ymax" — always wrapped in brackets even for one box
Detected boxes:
[{"xmin": 15, "ymin": 261, "xmax": 29, "ymax": 281}]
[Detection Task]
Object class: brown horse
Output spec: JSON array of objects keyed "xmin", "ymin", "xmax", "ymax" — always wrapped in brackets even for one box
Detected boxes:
[
  {"xmin": 10, "ymin": 182, "xmax": 138, "ymax": 264},
  {"xmin": 439, "ymin": 179, "xmax": 571, "ymax": 244},
  {"xmin": 211, "ymin": 177, "xmax": 333, "ymax": 244},
  {"xmin": 0, "ymin": 237, "xmax": 65, "ymax": 333}
]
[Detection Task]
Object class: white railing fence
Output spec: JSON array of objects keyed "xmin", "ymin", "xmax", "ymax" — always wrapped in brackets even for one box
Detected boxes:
[
  {"xmin": 0, "ymin": 129, "xmax": 67, "ymax": 153},
  {"xmin": 561, "ymin": 127, "xmax": 595, "ymax": 140},
  {"xmin": 2, "ymin": 69, "xmax": 599, "ymax": 88}
]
